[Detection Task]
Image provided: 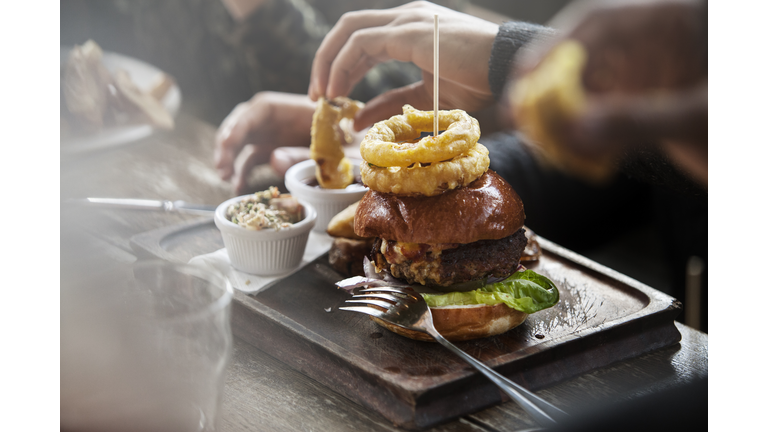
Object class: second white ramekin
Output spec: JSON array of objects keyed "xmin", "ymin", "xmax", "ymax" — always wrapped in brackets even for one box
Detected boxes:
[{"xmin": 284, "ymin": 159, "xmax": 368, "ymax": 233}]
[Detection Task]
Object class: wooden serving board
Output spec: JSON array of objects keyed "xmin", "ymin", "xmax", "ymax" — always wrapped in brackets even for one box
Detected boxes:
[{"xmin": 131, "ymin": 219, "xmax": 682, "ymax": 430}]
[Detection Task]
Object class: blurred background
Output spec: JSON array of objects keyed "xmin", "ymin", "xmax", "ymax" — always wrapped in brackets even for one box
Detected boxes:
[
  {"xmin": 61, "ymin": 0, "xmax": 574, "ymax": 126},
  {"xmin": 60, "ymin": 0, "xmax": 706, "ymax": 332}
]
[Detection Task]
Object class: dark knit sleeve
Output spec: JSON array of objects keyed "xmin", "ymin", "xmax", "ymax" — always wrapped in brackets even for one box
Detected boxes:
[{"xmin": 488, "ymin": 21, "xmax": 557, "ymax": 101}]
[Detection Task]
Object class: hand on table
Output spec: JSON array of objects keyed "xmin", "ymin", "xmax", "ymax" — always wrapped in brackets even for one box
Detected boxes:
[
  {"xmin": 308, "ymin": 1, "xmax": 499, "ymax": 130},
  {"xmin": 215, "ymin": 92, "xmax": 316, "ymax": 193}
]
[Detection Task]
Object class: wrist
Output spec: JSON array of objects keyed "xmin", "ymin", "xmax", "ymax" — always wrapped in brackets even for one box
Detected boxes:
[{"xmin": 488, "ymin": 22, "xmax": 557, "ymax": 101}]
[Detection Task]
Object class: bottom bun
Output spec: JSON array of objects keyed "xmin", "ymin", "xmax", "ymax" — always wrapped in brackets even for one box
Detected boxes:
[{"xmin": 372, "ymin": 303, "xmax": 528, "ymax": 342}]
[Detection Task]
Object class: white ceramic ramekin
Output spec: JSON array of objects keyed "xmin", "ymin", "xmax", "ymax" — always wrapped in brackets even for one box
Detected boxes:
[
  {"xmin": 214, "ymin": 195, "xmax": 317, "ymax": 275},
  {"xmin": 284, "ymin": 159, "xmax": 368, "ymax": 233}
]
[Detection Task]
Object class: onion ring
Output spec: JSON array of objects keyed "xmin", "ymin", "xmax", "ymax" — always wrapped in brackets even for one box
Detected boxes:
[
  {"xmin": 360, "ymin": 105, "xmax": 481, "ymax": 167},
  {"xmin": 361, "ymin": 144, "xmax": 489, "ymax": 196},
  {"xmin": 510, "ymin": 40, "xmax": 614, "ymax": 183},
  {"xmin": 310, "ymin": 96, "xmax": 363, "ymax": 189}
]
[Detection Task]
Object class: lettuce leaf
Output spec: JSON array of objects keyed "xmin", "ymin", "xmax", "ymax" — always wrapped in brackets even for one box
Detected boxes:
[{"xmin": 421, "ymin": 270, "xmax": 559, "ymax": 314}]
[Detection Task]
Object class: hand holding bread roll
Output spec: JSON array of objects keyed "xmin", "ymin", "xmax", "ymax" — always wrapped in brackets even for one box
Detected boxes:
[{"xmin": 509, "ymin": 0, "xmax": 707, "ymax": 185}]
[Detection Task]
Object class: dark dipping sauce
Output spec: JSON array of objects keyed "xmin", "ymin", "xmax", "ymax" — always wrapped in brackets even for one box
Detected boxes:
[{"xmin": 302, "ymin": 175, "xmax": 364, "ymax": 189}]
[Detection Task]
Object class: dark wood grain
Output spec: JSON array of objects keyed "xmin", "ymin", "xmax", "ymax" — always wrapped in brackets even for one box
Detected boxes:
[
  {"xmin": 215, "ymin": 323, "xmax": 706, "ymax": 432},
  {"xmin": 221, "ymin": 335, "xmax": 484, "ymax": 432},
  {"xmin": 131, "ymin": 217, "xmax": 682, "ymax": 430},
  {"xmin": 465, "ymin": 323, "xmax": 707, "ymax": 431}
]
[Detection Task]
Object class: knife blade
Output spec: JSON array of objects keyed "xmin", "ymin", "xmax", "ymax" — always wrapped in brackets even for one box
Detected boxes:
[{"xmin": 73, "ymin": 198, "xmax": 216, "ymax": 216}]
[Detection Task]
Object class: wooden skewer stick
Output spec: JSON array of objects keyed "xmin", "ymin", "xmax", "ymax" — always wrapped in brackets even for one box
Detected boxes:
[{"xmin": 433, "ymin": 14, "xmax": 439, "ymax": 137}]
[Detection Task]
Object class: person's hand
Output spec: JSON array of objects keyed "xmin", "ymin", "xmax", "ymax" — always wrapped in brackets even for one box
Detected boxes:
[
  {"xmin": 308, "ymin": 1, "xmax": 499, "ymax": 130},
  {"xmin": 509, "ymin": 0, "xmax": 707, "ymax": 184},
  {"xmin": 219, "ymin": 0, "xmax": 267, "ymax": 22},
  {"xmin": 215, "ymin": 92, "xmax": 316, "ymax": 193}
]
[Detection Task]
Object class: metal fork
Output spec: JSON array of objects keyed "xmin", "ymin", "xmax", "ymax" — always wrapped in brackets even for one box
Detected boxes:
[{"xmin": 340, "ymin": 286, "xmax": 568, "ymax": 427}]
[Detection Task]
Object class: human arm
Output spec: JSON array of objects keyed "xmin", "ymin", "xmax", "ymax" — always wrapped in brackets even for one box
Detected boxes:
[
  {"xmin": 214, "ymin": 91, "xmax": 368, "ymax": 192},
  {"xmin": 214, "ymin": 92, "xmax": 316, "ymax": 193}
]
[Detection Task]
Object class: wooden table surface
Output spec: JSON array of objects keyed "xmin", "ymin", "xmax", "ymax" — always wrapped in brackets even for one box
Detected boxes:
[{"xmin": 61, "ymin": 114, "xmax": 708, "ymax": 431}]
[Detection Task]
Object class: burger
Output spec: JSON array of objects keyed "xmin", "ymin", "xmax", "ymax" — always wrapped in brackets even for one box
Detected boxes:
[
  {"xmin": 345, "ymin": 106, "xmax": 559, "ymax": 342},
  {"xmin": 356, "ymin": 171, "xmax": 526, "ymax": 287},
  {"xmin": 353, "ymin": 170, "xmax": 558, "ymax": 341}
]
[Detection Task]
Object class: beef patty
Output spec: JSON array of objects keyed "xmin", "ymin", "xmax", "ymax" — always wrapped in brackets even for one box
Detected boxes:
[{"xmin": 371, "ymin": 228, "xmax": 528, "ymax": 287}]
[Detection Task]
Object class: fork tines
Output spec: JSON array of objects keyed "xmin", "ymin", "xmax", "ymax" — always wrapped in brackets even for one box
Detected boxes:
[
  {"xmin": 344, "ymin": 298, "xmax": 393, "ymax": 309},
  {"xmin": 358, "ymin": 287, "xmax": 419, "ymax": 301},
  {"xmin": 359, "ymin": 286, "xmax": 416, "ymax": 295},
  {"xmin": 344, "ymin": 291, "xmax": 401, "ymax": 311},
  {"xmin": 339, "ymin": 286, "xmax": 419, "ymax": 317},
  {"xmin": 338, "ymin": 305, "xmax": 387, "ymax": 318},
  {"xmin": 354, "ymin": 293, "xmax": 402, "ymax": 302}
]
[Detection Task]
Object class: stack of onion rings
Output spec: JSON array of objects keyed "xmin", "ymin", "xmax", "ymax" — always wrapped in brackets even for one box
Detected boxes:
[{"xmin": 360, "ymin": 105, "xmax": 488, "ymax": 196}]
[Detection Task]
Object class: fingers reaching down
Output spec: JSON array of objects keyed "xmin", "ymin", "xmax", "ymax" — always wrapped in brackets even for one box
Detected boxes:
[
  {"xmin": 308, "ymin": 1, "xmax": 497, "ymax": 113},
  {"xmin": 215, "ymin": 102, "xmax": 254, "ymax": 181},
  {"xmin": 309, "ymin": 9, "xmax": 402, "ymax": 100},
  {"xmin": 270, "ymin": 147, "xmax": 312, "ymax": 178}
]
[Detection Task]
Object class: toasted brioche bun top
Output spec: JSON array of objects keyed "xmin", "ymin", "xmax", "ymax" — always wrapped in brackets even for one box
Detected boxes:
[
  {"xmin": 372, "ymin": 303, "xmax": 528, "ymax": 342},
  {"xmin": 354, "ymin": 170, "xmax": 525, "ymax": 244}
]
